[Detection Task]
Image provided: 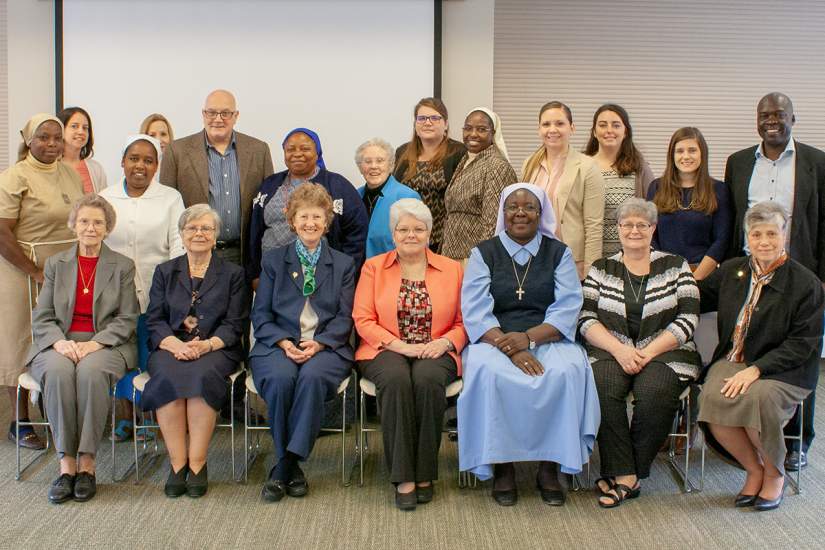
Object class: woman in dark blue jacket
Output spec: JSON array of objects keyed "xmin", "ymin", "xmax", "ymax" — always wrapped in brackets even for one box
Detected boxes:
[
  {"xmin": 247, "ymin": 128, "xmax": 367, "ymax": 285},
  {"xmin": 249, "ymin": 183, "xmax": 356, "ymax": 503}
]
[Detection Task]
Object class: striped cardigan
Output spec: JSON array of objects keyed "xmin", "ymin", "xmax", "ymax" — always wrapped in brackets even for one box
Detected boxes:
[{"xmin": 578, "ymin": 250, "xmax": 702, "ymax": 380}]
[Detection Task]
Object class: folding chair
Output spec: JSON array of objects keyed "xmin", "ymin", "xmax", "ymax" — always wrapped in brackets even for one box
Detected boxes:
[
  {"xmin": 15, "ymin": 371, "xmax": 118, "ymax": 481},
  {"xmin": 130, "ymin": 367, "xmax": 244, "ymax": 482},
  {"xmin": 357, "ymin": 377, "xmax": 464, "ymax": 486},
  {"xmin": 783, "ymin": 400, "xmax": 804, "ymax": 494},
  {"xmin": 242, "ymin": 371, "xmax": 353, "ymax": 485}
]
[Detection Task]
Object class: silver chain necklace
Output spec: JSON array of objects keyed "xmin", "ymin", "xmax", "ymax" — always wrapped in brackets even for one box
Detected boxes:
[{"xmin": 624, "ymin": 265, "xmax": 647, "ymax": 303}]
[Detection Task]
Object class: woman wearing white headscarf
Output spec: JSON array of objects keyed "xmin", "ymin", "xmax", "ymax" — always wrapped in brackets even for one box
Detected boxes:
[
  {"xmin": 0, "ymin": 113, "xmax": 84, "ymax": 450},
  {"xmin": 100, "ymin": 135, "xmax": 185, "ymax": 440},
  {"xmin": 458, "ymin": 183, "xmax": 599, "ymax": 507},
  {"xmin": 441, "ymin": 108, "xmax": 517, "ymax": 261}
]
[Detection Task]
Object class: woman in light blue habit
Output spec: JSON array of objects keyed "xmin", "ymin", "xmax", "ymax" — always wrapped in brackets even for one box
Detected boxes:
[{"xmin": 458, "ymin": 182, "xmax": 599, "ymax": 507}]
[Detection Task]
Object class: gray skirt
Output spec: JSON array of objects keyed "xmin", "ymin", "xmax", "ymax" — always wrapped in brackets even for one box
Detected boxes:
[{"xmin": 698, "ymin": 359, "xmax": 809, "ymax": 474}]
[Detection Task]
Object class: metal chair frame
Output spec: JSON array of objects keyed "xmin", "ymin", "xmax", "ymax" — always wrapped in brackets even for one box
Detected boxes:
[
  {"xmin": 15, "ymin": 371, "xmax": 118, "ymax": 481},
  {"xmin": 242, "ymin": 371, "xmax": 353, "ymax": 485},
  {"xmin": 783, "ymin": 400, "xmax": 804, "ymax": 495},
  {"xmin": 130, "ymin": 367, "xmax": 244, "ymax": 482},
  {"xmin": 357, "ymin": 377, "xmax": 468, "ymax": 487}
]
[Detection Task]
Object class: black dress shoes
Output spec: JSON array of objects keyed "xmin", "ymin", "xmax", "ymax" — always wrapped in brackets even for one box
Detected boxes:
[
  {"xmin": 536, "ymin": 481, "xmax": 565, "ymax": 506},
  {"xmin": 785, "ymin": 450, "xmax": 808, "ymax": 471},
  {"xmin": 395, "ymin": 487, "xmax": 417, "ymax": 511},
  {"xmin": 754, "ymin": 491, "xmax": 784, "ymax": 511},
  {"xmin": 186, "ymin": 463, "xmax": 208, "ymax": 498},
  {"xmin": 73, "ymin": 472, "xmax": 97, "ymax": 502},
  {"xmin": 286, "ymin": 464, "xmax": 308, "ymax": 498},
  {"xmin": 416, "ymin": 483, "xmax": 434, "ymax": 504},
  {"xmin": 165, "ymin": 464, "xmax": 188, "ymax": 498},
  {"xmin": 734, "ymin": 493, "xmax": 757, "ymax": 508},
  {"xmin": 492, "ymin": 487, "xmax": 518, "ymax": 506},
  {"xmin": 48, "ymin": 473, "xmax": 75, "ymax": 504}
]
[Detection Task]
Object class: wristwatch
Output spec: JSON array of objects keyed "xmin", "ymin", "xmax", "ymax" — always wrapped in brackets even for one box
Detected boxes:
[{"xmin": 527, "ymin": 334, "xmax": 536, "ymax": 350}]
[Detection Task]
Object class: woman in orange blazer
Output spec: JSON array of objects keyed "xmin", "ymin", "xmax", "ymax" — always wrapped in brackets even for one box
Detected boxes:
[{"xmin": 354, "ymin": 198, "xmax": 467, "ymax": 511}]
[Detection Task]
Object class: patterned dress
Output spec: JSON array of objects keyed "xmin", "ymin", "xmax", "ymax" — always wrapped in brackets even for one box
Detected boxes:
[
  {"xmin": 601, "ymin": 169, "xmax": 636, "ymax": 256},
  {"xmin": 405, "ymin": 163, "xmax": 448, "ymax": 252}
]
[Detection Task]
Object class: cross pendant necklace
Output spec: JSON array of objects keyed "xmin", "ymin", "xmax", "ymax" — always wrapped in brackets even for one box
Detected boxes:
[{"xmin": 511, "ymin": 255, "xmax": 533, "ymax": 301}]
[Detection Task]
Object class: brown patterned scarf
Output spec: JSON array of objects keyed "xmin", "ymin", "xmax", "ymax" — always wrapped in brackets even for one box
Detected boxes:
[{"xmin": 727, "ymin": 252, "xmax": 788, "ymax": 362}]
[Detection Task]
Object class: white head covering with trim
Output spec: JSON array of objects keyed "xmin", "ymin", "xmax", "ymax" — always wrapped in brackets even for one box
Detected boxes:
[
  {"xmin": 122, "ymin": 134, "xmax": 162, "ymax": 161},
  {"xmin": 466, "ymin": 107, "xmax": 509, "ymax": 161},
  {"xmin": 494, "ymin": 182, "xmax": 557, "ymax": 239}
]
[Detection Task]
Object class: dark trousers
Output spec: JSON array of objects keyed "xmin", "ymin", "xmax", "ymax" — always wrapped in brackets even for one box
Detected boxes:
[
  {"xmin": 784, "ymin": 389, "xmax": 815, "ymax": 452},
  {"xmin": 250, "ymin": 349, "xmax": 350, "ymax": 461},
  {"xmin": 359, "ymin": 351, "xmax": 456, "ymax": 483},
  {"xmin": 592, "ymin": 359, "xmax": 689, "ymax": 479}
]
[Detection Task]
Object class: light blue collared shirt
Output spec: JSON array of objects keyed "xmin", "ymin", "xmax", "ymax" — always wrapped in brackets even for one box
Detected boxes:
[
  {"xmin": 205, "ymin": 131, "xmax": 241, "ymax": 241},
  {"xmin": 748, "ymin": 139, "xmax": 795, "ymax": 243}
]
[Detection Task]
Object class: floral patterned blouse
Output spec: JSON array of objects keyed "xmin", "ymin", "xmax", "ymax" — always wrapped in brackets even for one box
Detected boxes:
[{"xmin": 397, "ymin": 279, "xmax": 432, "ymax": 344}]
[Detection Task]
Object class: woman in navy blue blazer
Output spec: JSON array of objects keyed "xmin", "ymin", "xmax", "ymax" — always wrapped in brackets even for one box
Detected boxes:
[
  {"xmin": 250, "ymin": 183, "xmax": 356, "ymax": 503},
  {"xmin": 142, "ymin": 204, "xmax": 250, "ymax": 498}
]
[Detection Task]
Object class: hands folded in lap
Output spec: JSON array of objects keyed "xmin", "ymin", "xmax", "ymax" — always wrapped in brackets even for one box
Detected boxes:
[{"xmin": 53, "ymin": 339, "xmax": 104, "ymax": 363}]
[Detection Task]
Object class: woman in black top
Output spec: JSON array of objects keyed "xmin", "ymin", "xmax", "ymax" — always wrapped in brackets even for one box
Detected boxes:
[{"xmin": 697, "ymin": 201, "xmax": 824, "ymax": 511}]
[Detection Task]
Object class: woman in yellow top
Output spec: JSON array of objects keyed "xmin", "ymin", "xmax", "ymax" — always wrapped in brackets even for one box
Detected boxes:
[
  {"xmin": 0, "ymin": 114, "xmax": 84, "ymax": 449},
  {"xmin": 521, "ymin": 101, "xmax": 605, "ymax": 279}
]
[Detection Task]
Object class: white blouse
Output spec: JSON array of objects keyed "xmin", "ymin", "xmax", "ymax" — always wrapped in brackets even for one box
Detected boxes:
[{"xmin": 100, "ymin": 180, "xmax": 186, "ymax": 312}]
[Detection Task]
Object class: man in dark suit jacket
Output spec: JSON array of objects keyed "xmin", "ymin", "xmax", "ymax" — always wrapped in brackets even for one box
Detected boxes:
[
  {"xmin": 159, "ymin": 89, "xmax": 274, "ymax": 266},
  {"xmin": 724, "ymin": 92, "xmax": 825, "ymax": 471}
]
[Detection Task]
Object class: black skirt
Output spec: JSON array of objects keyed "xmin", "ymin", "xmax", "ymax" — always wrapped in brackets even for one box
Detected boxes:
[{"xmin": 141, "ymin": 349, "xmax": 237, "ymax": 411}]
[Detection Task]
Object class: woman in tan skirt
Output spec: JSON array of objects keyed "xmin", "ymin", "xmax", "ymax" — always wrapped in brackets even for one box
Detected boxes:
[
  {"xmin": 0, "ymin": 114, "xmax": 84, "ymax": 449},
  {"xmin": 697, "ymin": 201, "xmax": 824, "ymax": 511}
]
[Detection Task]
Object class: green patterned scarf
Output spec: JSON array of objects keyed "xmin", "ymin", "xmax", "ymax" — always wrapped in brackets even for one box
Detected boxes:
[{"xmin": 296, "ymin": 239, "xmax": 323, "ymax": 296}]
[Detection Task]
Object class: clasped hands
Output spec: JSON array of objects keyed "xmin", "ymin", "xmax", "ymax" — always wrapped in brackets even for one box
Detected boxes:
[
  {"xmin": 53, "ymin": 339, "xmax": 104, "ymax": 363},
  {"xmin": 161, "ymin": 336, "xmax": 215, "ymax": 361},
  {"xmin": 278, "ymin": 339, "xmax": 325, "ymax": 364},
  {"xmin": 494, "ymin": 332, "xmax": 544, "ymax": 377},
  {"xmin": 611, "ymin": 343, "xmax": 652, "ymax": 374},
  {"xmin": 388, "ymin": 338, "xmax": 452, "ymax": 360}
]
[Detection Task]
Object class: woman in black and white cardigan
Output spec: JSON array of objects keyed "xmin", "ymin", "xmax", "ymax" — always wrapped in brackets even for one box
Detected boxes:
[{"xmin": 578, "ymin": 198, "xmax": 702, "ymax": 508}]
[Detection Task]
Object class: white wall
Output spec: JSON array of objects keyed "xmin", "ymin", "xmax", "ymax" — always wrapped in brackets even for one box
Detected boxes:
[
  {"xmin": 441, "ymin": 0, "xmax": 495, "ymax": 141},
  {"xmin": 6, "ymin": 0, "xmax": 55, "ymax": 166}
]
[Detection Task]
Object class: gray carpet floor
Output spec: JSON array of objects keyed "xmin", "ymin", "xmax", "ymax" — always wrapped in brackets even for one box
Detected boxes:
[{"xmin": 0, "ymin": 377, "xmax": 821, "ymax": 550}]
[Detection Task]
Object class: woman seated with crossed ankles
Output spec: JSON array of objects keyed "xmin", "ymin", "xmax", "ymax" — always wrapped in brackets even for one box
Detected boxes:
[
  {"xmin": 250, "ymin": 183, "xmax": 355, "ymax": 503},
  {"xmin": 459, "ymin": 183, "xmax": 599, "ymax": 508},
  {"xmin": 698, "ymin": 201, "xmax": 824, "ymax": 512}
]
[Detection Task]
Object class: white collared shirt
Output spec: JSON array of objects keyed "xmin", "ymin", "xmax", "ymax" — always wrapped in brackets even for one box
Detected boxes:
[{"xmin": 748, "ymin": 139, "xmax": 795, "ymax": 244}]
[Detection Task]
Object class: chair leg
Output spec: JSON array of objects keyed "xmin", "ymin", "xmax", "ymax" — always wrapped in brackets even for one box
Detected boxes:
[
  {"xmin": 359, "ymin": 388, "xmax": 365, "ymax": 487},
  {"xmin": 230, "ymin": 385, "xmax": 236, "ymax": 482},
  {"xmin": 133, "ymin": 386, "xmax": 140, "ymax": 482},
  {"xmin": 111, "ymin": 383, "xmax": 117, "ymax": 482},
  {"xmin": 340, "ymin": 386, "xmax": 348, "ymax": 487}
]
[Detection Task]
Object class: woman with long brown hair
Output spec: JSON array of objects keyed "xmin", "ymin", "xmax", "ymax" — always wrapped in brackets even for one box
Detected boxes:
[
  {"xmin": 646, "ymin": 127, "xmax": 732, "ymax": 280},
  {"xmin": 583, "ymin": 104, "xmax": 655, "ymax": 256},
  {"xmin": 393, "ymin": 98, "xmax": 466, "ymax": 253},
  {"xmin": 521, "ymin": 101, "xmax": 605, "ymax": 279}
]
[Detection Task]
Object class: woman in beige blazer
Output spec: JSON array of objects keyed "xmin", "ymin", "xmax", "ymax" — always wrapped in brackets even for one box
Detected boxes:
[
  {"xmin": 521, "ymin": 101, "xmax": 605, "ymax": 279},
  {"xmin": 27, "ymin": 194, "xmax": 138, "ymax": 504}
]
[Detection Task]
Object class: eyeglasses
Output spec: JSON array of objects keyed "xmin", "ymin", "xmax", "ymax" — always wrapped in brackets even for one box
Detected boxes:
[
  {"xmin": 504, "ymin": 205, "xmax": 540, "ymax": 215},
  {"xmin": 76, "ymin": 219, "xmax": 106, "ymax": 229},
  {"xmin": 202, "ymin": 110, "xmax": 237, "ymax": 120},
  {"xmin": 462, "ymin": 125, "xmax": 491, "ymax": 134},
  {"xmin": 394, "ymin": 227, "xmax": 428, "ymax": 236},
  {"xmin": 618, "ymin": 222, "xmax": 652, "ymax": 231},
  {"xmin": 415, "ymin": 115, "xmax": 444, "ymax": 124},
  {"xmin": 182, "ymin": 225, "xmax": 216, "ymax": 235}
]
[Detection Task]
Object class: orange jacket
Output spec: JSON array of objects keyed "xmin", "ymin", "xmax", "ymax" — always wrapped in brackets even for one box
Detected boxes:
[{"xmin": 353, "ymin": 249, "xmax": 468, "ymax": 374}]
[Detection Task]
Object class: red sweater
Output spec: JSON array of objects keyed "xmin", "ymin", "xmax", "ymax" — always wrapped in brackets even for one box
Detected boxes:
[{"xmin": 69, "ymin": 256, "xmax": 98, "ymax": 333}]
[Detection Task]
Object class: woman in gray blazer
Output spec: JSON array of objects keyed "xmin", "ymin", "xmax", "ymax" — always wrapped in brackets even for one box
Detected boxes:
[{"xmin": 27, "ymin": 194, "xmax": 139, "ymax": 504}]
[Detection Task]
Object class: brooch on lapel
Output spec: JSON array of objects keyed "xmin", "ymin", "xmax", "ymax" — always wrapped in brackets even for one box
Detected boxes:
[
  {"xmin": 333, "ymin": 199, "xmax": 343, "ymax": 215},
  {"xmin": 292, "ymin": 272, "xmax": 299, "ymax": 279},
  {"xmin": 252, "ymin": 192, "xmax": 268, "ymax": 208}
]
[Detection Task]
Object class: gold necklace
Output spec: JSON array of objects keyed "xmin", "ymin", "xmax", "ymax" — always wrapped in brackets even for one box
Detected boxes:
[
  {"xmin": 78, "ymin": 257, "xmax": 99, "ymax": 295},
  {"xmin": 511, "ymin": 255, "xmax": 533, "ymax": 301}
]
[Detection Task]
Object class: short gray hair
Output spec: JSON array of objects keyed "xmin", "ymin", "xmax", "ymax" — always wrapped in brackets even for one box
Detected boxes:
[
  {"xmin": 389, "ymin": 198, "xmax": 432, "ymax": 232},
  {"xmin": 354, "ymin": 137, "xmax": 395, "ymax": 173},
  {"xmin": 178, "ymin": 204, "xmax": 222, "ymax": 235},
  {"xmin": 67, "ymin": 194, "xmax": 117, "ymax": 233},
  {"xmin": 616, "ymin": 197, "xmax": 658, "ymax": 225},
  {"xmin": 744, "ymin": 201, "xmax": 787, "ymax": 234}
]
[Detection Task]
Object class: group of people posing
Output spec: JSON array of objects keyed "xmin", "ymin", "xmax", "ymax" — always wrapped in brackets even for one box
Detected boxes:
[{"xmin": 0, "ymin": 89, "xmax": 823, "ymax": 514}]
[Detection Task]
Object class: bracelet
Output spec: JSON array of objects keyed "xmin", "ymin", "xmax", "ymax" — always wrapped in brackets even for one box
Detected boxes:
[{"xmin": 207, "ymin": 339, "xmax": 214, "ymax": 353}]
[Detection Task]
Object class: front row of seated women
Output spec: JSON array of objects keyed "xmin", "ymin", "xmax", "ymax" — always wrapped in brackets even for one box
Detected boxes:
[{"xmin": 25, "ymin": 184, "xmax": 822, "ymax": 513}]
